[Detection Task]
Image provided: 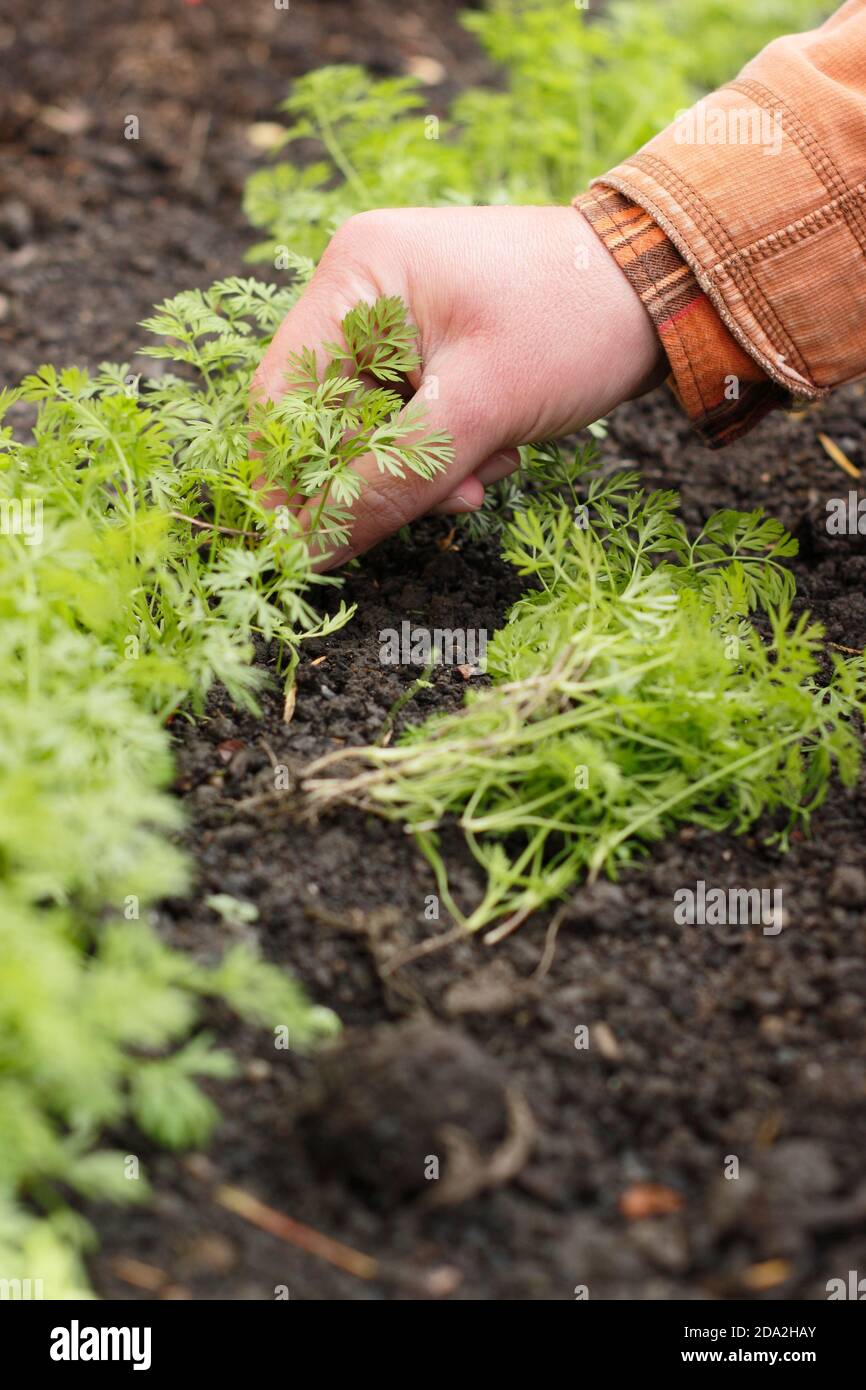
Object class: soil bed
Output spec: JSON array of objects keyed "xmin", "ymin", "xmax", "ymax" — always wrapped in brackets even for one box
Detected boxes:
[{"xmin": 3, "ymin": 0, "xmax": 866, "ymax": 1301}]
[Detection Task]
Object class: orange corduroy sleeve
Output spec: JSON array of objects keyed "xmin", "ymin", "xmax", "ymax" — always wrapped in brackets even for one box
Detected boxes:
[{"xmin": 577, "ymin": 0, "xmax": 866, "ymax": 446}]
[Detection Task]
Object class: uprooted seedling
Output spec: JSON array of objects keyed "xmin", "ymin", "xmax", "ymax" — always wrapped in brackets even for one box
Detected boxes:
[{"xmin": 305, "ymin": 442, "xmax": 866, "ymax": 940}]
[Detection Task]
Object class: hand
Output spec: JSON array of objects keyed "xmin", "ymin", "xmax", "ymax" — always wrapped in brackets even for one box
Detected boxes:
[{"xmin": 252, "ymin": 204, "xmax": 666, "ymax": 567}]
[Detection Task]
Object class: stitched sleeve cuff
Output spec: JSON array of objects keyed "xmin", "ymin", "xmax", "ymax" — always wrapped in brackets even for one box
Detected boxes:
[{"xmin": 577, "ymin": 186, "xmax": 788, "ymax": 448}]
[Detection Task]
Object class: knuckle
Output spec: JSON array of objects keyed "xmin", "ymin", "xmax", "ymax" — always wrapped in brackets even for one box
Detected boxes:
[
  {"xmin": 354, "ymin": 473, "xmax": 415, "ymax": 540},
  {"xmin": 320, "ymin": 210, "xmax": 399, "ymax": 274}
]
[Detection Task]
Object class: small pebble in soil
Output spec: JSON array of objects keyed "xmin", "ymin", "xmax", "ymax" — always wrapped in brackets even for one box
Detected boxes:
[
  {"xmin": 828, "ymin": 863, "xmax": 866, "ymax": 906},
  {"xmin": 0, "ymin": 197, "xmax": 34, "ymax": 246}
]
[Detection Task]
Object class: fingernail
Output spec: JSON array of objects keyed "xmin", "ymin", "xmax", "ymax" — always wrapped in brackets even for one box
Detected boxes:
[{"xmin": 476, "ymin": 451, "xmax": 520, "ymax": 485}]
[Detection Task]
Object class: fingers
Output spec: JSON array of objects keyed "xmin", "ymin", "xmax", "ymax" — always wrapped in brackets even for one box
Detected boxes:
[
  {"xmin": 250, "ymin": 259, "xmax": 383, "ymax": 507},
  {"xmin": 432, "ymin": 449, "xmax": 521, "ymax": 516},
  {"xmin": 250, "ymin": 226, "xmax": 506, "ymax": 564},
  {"xmin": 429, "ymin": 473, "xmax": 486, "ymax": 516},
  {"xmin": 300, "ymin": 361, "xmax": 501, "ymax": 567},
  {"xmin": 252, "ymin": 260, "xmax": 380, "ymax": 407},
  {"xmin": 475, "ymin": 449, "xmax": 521, "ymax": 486}
]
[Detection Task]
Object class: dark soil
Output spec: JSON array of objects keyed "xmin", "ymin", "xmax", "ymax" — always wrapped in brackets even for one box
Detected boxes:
[{"xmin": 3, "ymin": 0, "xmax": 866, "ymax": 1302}]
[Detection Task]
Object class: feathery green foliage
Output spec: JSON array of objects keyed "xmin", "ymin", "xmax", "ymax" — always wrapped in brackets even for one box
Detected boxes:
[
  {"xmin": 244, "ymin": 0, "xmax": 827, "ymax": 263},
  {"xmin": 1, "ymin": 0, "xmax": 837, "ymax": 1296},
  {"xmin": 306, "ymin": 443, "xmax": 866, "ymax": 940},
  {"xmin": 0, "ymin": 285, "xmax": 444, "ymax": 1295}
]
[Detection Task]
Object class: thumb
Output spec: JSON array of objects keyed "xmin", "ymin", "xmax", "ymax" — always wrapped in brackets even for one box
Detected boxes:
[
  {"xmin": 250, "ymin": 267, "xmax": 381, "ymax": 507},
  {"xmin": 433, "ymin": 448, "xmax": 522, "ymax": 515},
  {"xmin": 252, "ymin": 267, "xmax": 380, "ymax": 405}
]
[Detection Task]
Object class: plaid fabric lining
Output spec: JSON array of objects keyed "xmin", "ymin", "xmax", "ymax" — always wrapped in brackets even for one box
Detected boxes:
[{"xmin": 577, "ymin": 186, "xmax": 788, "ymax": 448}]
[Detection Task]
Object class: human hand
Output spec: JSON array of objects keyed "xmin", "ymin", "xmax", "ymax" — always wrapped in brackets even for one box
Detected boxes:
[{"xmin": 252, "ymin": 204, "xmax": 666, "ymax": 567}]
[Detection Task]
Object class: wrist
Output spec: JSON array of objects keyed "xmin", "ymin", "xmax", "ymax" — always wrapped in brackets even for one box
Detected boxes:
[{"xmin": 572, "ymin": 205, "xmax": 668, "ymax": 404}]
